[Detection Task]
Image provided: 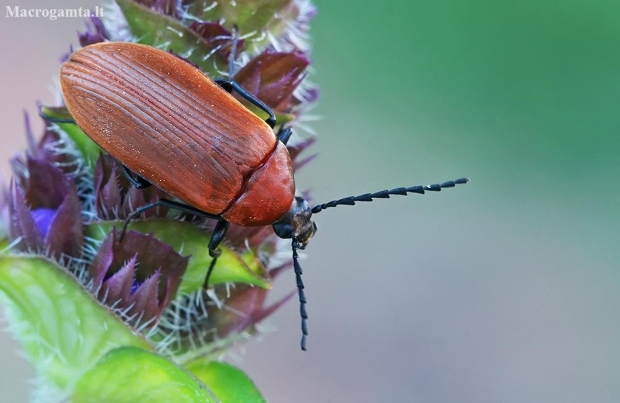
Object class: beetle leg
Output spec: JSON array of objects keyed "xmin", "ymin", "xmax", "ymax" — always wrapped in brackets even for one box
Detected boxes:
[
  {"xmin": 214, "ymin": 78, "xmax": 277, "ymax": 128},
  {"xmin": 203, "ymin": 219, "xmax": 231, "ymax": 289},
  {"xmin": 277, "ymin": 126, "xmax": 293, "ymax": 145},
  {"xmin": 214, "ymin": 79, "xmax": 233, "ymax": 93},
  {"xmin": 120, "ymin": 198, "xmax": 221, "ymax": 241},
  {"xmin": 120, "ymin": 198, "xmax": 229, "ymax": 289},
  {"xmin": 154, "ymin": 198, "xmax": 221, "ymax": 220},
  {"xmin": 122, "ymin": 165, "xmax": 152, "ymax": 189}
]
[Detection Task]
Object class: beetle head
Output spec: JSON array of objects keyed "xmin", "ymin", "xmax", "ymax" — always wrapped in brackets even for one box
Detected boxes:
[{"xmin": 272, "ymin": 196, "xmax": 317, "ymax": 248}]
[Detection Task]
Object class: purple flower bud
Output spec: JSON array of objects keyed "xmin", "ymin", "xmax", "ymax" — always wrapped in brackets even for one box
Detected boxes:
[
  {"xmin": 90, "ymin": 230, "xmax": 188, "ymax": 326},
  {"xmin": 94, "ymin": 155, "xmax": 169, "ymax": 220},
  {"xmin": 189, "ymin": 22, "xmax": 244, "ymax": 62},
  {"xmin": 234, "ymin": 49, "xmax": 311, "ymax": 112},
  {"xmin": 78, "ymin": 17, "xmax": 108, "ymax": 47},
  {"xmin": 7, "ymin": 135, "xmax": 83, "ymax": 256},
  {"xmin": 31, "ymin": 208, "xmax": 56, "ymax": 238},
  {"xmin": 135, "ymin": 0, "xmax": 179, "ymax": 17}
]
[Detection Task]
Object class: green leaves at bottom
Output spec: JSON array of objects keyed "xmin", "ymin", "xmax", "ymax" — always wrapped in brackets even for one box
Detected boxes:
[
  {"xmin": 73, "ymin": 346, "xmax": 216, "ymax": 403},
  {"xmin": 186, "ymin": 359, "xmax": 267, "ymax": 403},
  {"xmin": 0, "ymin": 255, "xmax": 151, "ymax": 391},
  {"xmin": 72, "ymin": 347, "xmax": 269, "ymax": 403}
]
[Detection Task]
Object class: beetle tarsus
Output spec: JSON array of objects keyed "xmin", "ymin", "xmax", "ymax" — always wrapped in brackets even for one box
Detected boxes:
[
  {"xmin": 122, "ymin": 165, "xmax": 152, "ymax": 189},
  {"xmin": 155, "ymin": 198, "xmax": 221, "ymax": 219},
  {"xmin": 214, "ymin": 79, "xmax": 233, "ymax": 93},
  {"xmin": 208, "ymin": 219, "xmax": 230, "ymax": 252},
  {"xmin": 204, "ymin": 219, "xmax": 230, "ymax": 289},
  {"xmin": 277, "ymin": 127, "xmax": 293, "ymax": 145},
  {"xmin": 204, "ymin": 257, "xmax": 218, "ymax": 289},
  {"xmin": 120, "ymin": 198, "xmax": 220, "ymax": 244},
  {"xmin": 120, "ymin": 199, "xmax": 163, "ymax": 241}
]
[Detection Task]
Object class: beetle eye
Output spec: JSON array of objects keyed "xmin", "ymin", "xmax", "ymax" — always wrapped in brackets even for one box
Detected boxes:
[{"xmin": 273, "ymin": 221, "xmax": 294, "ymax": 239}]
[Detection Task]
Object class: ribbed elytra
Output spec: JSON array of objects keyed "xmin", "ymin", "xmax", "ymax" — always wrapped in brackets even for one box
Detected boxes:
[
  {"xmin": 60, "ymin": 42, "xmax": 295, "ymax": 226},
  {"xmin": 58, "ymin": 41, "xmax": 469, "ymax": 351}
]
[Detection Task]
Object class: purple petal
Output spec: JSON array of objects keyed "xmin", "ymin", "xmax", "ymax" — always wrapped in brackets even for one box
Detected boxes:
[
  {"xmin": 189, "ymin": 21, "xmax": 243, "ymax": 61},
  {"xmin": 31, "ymin": 208, "xmax": 56, "ymax": 238},
  {"xmin": 93, "ymin": 155, "xmax": 169, "ymax": 220},
  {"xmin": 117, "ymin": 232, "xmax": 187, "ymax": 303},
  {"xmin": 90, "ymin": 233, "xmax": 115, "ymax": 290},
  {"xmin": 25, "ymin": 157, "xmax": 69, "ymax": 209},
  {"xmin": 101, "ymin": 255, "xmax": 137, "ymax": 304},
  {"xmin": 293, "ymin": 153, "xmax": 318, "ymax": 171},
  {"xmin": 234, "ymin": 50, "xmax": 310, "ymax": 111},
  {"xmin": 302, "ymin": 87, "xmax": 320, "ymax": 103},
  {"xmin": 89, "ymin": 230, "xmax": 188, "ymax": 324},
  {"xmin": 258, "ymin": 69, "xmax": 305, "ymax": 110},
  {"xmin": 45, "ymin": 184, "xmax": 83, "ymax": 257},
  {"xmin": 129, "ymin": 270, "xmax": 163, "ymax": 323},
  {"xmin": 209, "ymin": 286, "xmax": 295, "ymax": 339},
  {"xmin": 8, "ymin": 184, "xmax": 44, "ymax": 252},
  {"xmin": 94, "ymin": 155, "xmax": 122, "ymax": 219},
  {"xmin": 247, "ymin": 290, "xmax": 296, "ymax": 329},
  {"xmin": 78, "ymin": 17, "xmax": 107, "ymax": 47}
]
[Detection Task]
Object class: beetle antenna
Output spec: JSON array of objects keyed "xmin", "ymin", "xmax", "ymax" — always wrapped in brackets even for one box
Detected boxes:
[
  {"xmin": 292, "ymin": 238, "xmax": 309, "ymax": 351},
  {"xmin": 311, "ymin": 177, "xmax": 470, "ymax": 214}
]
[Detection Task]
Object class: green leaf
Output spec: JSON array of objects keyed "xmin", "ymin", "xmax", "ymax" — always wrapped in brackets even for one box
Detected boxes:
[
  {"xmin": 0, "ymin": 255, "xmax": 151, "ymax": 391},
  {"xmin": 86, "ymin": 220, "xmax": 271, "ymax": 294},
  {"xmin": 58, "ymin": 123, "xmax": 100, "ymax": 168},
  {"xmin": 189, "ymin": 0, "xmax": 291, "ymax": 37},
  {"xmin": 39, "ymin": 104, "xmax": 100, "ymax": 169},
  {"xmin": 186, "ymin": 359, "xmax": 267, "ymax": 403},
  {"xmin": 116, "ymin": 0, "xmax": 227, "ymax": 76},
  {"xmin": 39, "ymin": 104, "xmax": 73, "ymax": 122},
  {"xmin": 73, "ymin": 346, "xmax": 216, "ymax": 403}
]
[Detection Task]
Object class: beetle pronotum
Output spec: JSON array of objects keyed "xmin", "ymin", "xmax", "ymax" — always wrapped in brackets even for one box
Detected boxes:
[{"xmin": 58, "ymin": 42, "xmax": 468, "ymax": 350}]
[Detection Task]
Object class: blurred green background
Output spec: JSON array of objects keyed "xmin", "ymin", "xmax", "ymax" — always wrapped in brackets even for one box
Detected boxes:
[{"xmin": 1, "ymin": 0, "xmax": 619, "ymax": 402}]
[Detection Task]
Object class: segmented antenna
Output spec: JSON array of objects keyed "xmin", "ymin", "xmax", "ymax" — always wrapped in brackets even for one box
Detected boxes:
[
  {"xmin": 311, "ymin": 177, "xmax": 470, "ymax": 214},
  {"xmin": 292, "ymin": 239, "xmax": 309, "ymax": 351}
]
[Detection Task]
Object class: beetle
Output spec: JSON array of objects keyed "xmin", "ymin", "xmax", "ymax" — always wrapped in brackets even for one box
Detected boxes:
[{"xmin": 59, "ymin": 42, "xmax": 468, "ymax": 350}]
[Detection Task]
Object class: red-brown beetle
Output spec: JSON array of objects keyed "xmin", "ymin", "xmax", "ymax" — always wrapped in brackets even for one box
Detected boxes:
[{"xmin": 59, "ymin": 42, "xmax": 468, "ymax": 350}]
